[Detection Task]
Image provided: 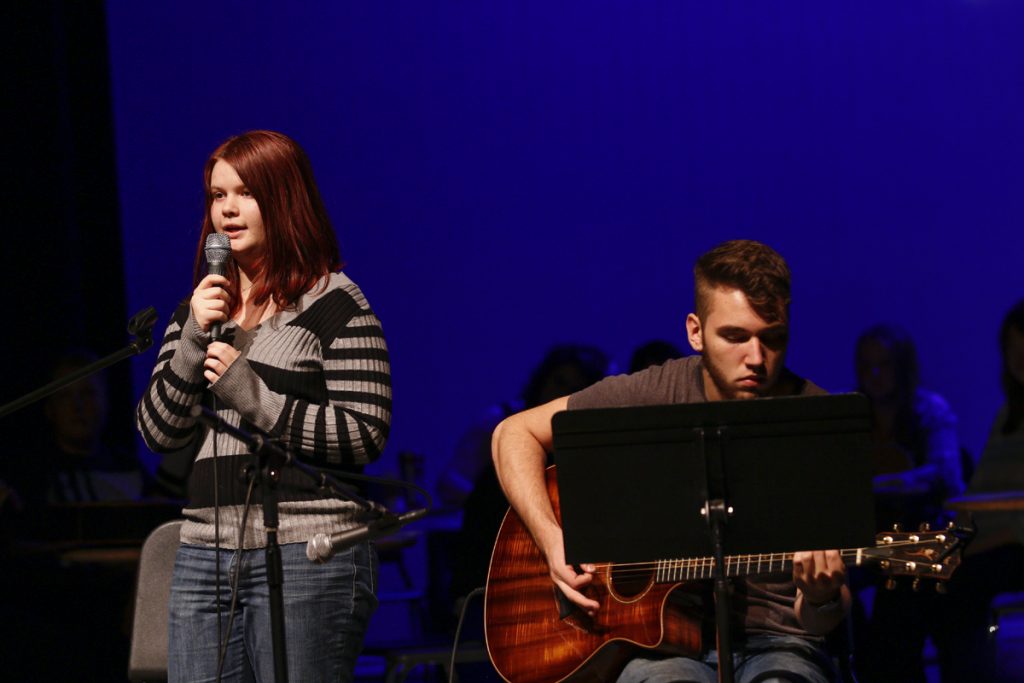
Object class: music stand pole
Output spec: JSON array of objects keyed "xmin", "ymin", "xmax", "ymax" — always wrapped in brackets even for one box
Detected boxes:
[
  {"xmin": 707, "ymin": 498, "xmax": 735, "ymax": 683},
  {"xmin": 696, "ymin": 427, "xmax": 735, "ymax": 683},
  {"xmin": 554, "ymin": 396, "xmax": 878, "ymax": 683}
]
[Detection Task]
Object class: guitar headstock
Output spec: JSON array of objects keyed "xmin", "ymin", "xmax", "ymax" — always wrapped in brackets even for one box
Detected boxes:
[{"xmin": 864, "ymin": 523, "xmax": 972, "ymax": 586}]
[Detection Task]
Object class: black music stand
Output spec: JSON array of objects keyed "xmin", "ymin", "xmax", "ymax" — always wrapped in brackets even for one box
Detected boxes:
[{"xmin": 552, "ymin": 393, "xmax": 875, "ymax": 683}]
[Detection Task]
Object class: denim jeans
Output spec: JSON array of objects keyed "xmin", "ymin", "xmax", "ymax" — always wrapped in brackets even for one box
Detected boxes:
[
  {"xmin": 168, "ymin": 540, "xmax": 378, "ymax": 683},
  {"xmin": 617, "ymin": 634, "xmax": 837, "ymax": 683}
]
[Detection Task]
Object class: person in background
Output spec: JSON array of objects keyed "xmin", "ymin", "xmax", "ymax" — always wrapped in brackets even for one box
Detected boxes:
[
  {"xmin": 629, "ymin": 339, "xmax": 685, "ymax": 373},
  {"xmin": 2, "ymin": 350, "xmax": 144, "ymax": 522},
  {"xmin": 437, "ymin": 344, "xmax": 610, "ymax": 509},
  {"xmin": 854, "ymin": 323, "xmax": 963, "ymax": 529},
  {"xmin": 942, "ymin": 299, "xmax": 1024, "ymax": 682},
  {"xmin": 852, "ymin": 323, "xmax": 964, "ymax": 682},
  {"xmin": 442, "ymin": 344, "xmax": 610, "ymax": 607},
  {"xmin": 0, "ymin": 350, "xmax": 148, "ymax": 681}
]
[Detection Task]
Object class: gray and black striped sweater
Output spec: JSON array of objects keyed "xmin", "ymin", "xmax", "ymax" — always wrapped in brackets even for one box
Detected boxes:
[{"xmin": 137, "ymin": 272, "xmax": 392, "ymax": 548}]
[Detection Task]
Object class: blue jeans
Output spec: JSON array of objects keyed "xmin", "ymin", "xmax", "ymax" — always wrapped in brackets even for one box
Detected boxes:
[
  {"xmin": 617, "ymin": 634, "xmax": 837, "ymax": 683},
  {"xmin": 168, "ymin": 541, "xmax": 378, "ymax": 683}
]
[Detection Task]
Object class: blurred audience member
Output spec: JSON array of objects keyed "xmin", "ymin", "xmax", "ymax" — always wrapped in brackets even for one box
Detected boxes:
[
  {"xmin": 2, "ymin": 350, "xmax": 143, "ymax": 524},
  {"xmin": 442, "ymin": 344, "xmax": 610, "ymax": 607},
  {"xmin": 852, "ymin": 324, "xmax": 964, "ymax": 683},
  {"xmin": 941, "ymin": 300, "xmax": 1024, "ymax": 681},
  {"xmin": 964, "ymin": 299, "xmax": 1024, "ymax": 551},
  {"xmin": 855, "ymin": 324, "xmax": 963, "ymax": 528},
  {"xmin": 629, "ymin": 339, "xmax": 685, "ymax": 373},
  {"xmin": 0, "ymin": 350, "xmax": 147, "ymax": 681},
  {"xmin": 437, "ymin": 344, "xmax": 610, "ymax": 508}
]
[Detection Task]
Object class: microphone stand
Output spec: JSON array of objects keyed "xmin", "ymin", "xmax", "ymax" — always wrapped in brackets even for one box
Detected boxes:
[
  {"xmin": 190, "ymin": 405, "xmax": 384, "ymax": 683},
  {"xmin": 255, "ymin": 438, "xmax": 287, "ymax": 683},
  {"xmin": 0, "ymin": 307, "xmax": 158, "ymax": 419},
  {"xmin": 191, "ymin": 404, "xmax": 378, "ymax": 510}
]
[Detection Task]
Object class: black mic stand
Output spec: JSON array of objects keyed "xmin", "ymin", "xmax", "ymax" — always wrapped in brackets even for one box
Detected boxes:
[
  {"xmin": 191, "ymin": 405, "xmax": 382, "ymax": 683},
  {"xmin": 252, "ymin": 436, "xmax": 288, "ymax": 683},
  {"xmin": 0, "ymin": 307, "xmax": 158, "ymax": 419}
]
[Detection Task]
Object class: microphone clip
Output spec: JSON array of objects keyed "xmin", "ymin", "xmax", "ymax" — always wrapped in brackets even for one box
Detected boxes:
[{"xmin": 127, "ymin": 306, "xmax": 158, "ymax": 354}]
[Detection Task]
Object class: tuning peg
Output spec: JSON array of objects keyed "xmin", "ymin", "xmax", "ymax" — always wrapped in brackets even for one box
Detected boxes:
[
  {"xmin": 919, "ymin": 522, "xmax": 931, "ymax": 532},
  {"xmin": 935, "ymin": 582, "xmax": 948, "ymax": 595},
  {"xmin": 892, "ymin": 523, "xmax": 902, "ymax": 532},
  {"xmin": 885, "ymin": 578, "xmax": 898, "ymax": 591},
  {"xmin": 947, "ymin": 520, "xmax": 956, "ymax": 530},
  {"xmin": 912, "ymin": 577, "xmax": 922, "ymax": 592}
]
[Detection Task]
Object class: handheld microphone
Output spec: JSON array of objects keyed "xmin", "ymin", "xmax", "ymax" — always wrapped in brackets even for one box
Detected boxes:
[
  {"xmin": 204, "ymin": 233, "xmax": 231, "ymax": 341},
  {"xmin": 306, "ymin": 508, "xmax": 428, "ymax": 562}
]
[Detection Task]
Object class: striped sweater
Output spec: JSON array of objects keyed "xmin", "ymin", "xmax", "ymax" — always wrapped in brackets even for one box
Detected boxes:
[{"xmin": 136, "ymin": 272, "xmax": 392, "ymax": 548}]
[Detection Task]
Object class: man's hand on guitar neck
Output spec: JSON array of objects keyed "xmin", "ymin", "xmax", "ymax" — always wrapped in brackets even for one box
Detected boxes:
[{"xmin": 792, "ymin": 549, "xmax": 851, "ymax": 635}]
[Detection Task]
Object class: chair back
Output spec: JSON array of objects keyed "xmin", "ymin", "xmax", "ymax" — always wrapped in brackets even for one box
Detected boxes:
[{"xmin": 127, "ymin": 519, "xmax": 183, "ymax": 682}]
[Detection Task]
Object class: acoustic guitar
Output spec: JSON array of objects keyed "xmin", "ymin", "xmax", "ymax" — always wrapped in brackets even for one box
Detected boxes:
[{"xmin": 484, "ymin": 467, "xmax": 965, "ymax": 683}]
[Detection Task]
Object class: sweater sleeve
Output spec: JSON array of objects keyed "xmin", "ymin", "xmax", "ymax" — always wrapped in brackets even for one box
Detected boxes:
[
  {"xmin": 135, "ymin": 301, "xmax": 211, "ymax": 453},
  {"xmin": 211, "ymin": 288, "xmax": 392, "ymax": 467}
]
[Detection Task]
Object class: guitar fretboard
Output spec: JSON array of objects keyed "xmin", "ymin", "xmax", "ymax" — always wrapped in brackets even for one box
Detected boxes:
[{"xmin": 655, "ymin": 548, "xmax": 864, "ymax": 582}]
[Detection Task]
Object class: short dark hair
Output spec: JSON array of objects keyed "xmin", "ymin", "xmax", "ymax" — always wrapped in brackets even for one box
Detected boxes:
[
  {"xmin": 694, "ymin": 240, "xmax": 790, "ymax": 323},
  {"xmin": 629, "ymin": 340, "xmax": 684, "ymax": 373},
  {"xmin": 521, "ymin": 344, "xmax": 609, "ymax": 408}
]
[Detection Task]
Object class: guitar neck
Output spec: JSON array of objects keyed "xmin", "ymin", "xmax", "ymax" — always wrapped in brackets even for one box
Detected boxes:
[{"xmin": 654, "ymin": 548, "xmax": 866, "ymax": 583}]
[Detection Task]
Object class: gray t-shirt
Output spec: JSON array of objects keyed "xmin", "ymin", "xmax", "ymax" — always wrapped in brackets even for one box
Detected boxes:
[{"xmin": 567, "ymin": 355, "xmax": 827, "ymax": 641}]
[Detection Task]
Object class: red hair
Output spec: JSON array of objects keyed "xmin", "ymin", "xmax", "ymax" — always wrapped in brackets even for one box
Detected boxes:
[{"xmin": 193, "ymin": 130, "xmax": 342, "ymax": 312}]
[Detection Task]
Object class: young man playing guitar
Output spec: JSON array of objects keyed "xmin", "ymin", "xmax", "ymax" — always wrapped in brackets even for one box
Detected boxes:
[{"xmin": 491, "ymin": 240, "xmax": 849, "ymax": 682}]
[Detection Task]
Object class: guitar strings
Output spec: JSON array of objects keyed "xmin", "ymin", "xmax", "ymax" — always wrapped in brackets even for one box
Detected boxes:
[{"xmin": 572, "ymin": 540, "xmax": 948, "ymax": 581}]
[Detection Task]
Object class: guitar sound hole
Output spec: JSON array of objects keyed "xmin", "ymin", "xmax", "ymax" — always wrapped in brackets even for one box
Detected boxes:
[{"xmin": 609, "ymin": 563, "xmax": 653, "ymax": 598}]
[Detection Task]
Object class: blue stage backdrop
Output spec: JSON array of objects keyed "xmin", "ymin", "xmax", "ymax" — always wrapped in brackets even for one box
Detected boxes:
[{"xmin": 107, "ymin": 2, "xmax": 1023, "ymax": 486}]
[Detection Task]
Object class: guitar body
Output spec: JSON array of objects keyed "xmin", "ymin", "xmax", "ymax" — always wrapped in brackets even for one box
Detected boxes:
[
  {"xmin": 483, "ymin": 467, "xmax": 967, "ymax": 682},
  {"xmin": 485, "ymin": 467, "xmax": 702, "ymax": 683}
]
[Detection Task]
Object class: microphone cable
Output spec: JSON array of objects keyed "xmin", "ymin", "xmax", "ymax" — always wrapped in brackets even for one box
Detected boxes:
[
  {"xmin": 211, "ymin": 391, "xmax": 225, "ymax": 683},
  {"xmin": 216, "ymin": 472, "xmax": 256, "ymax": 683},
  {"xmin": 448, "ymin": 586, "xmax": 486, "ymax": 683}
]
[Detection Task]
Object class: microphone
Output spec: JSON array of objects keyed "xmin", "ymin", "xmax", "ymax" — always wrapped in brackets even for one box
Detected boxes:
[
  {"xmin": 204, "ymin": 233, "xmax": 232, "ymax": 341},
  {"xmin": 306, "ymin": 508, "xmax": 428, "ymax": 563}
]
